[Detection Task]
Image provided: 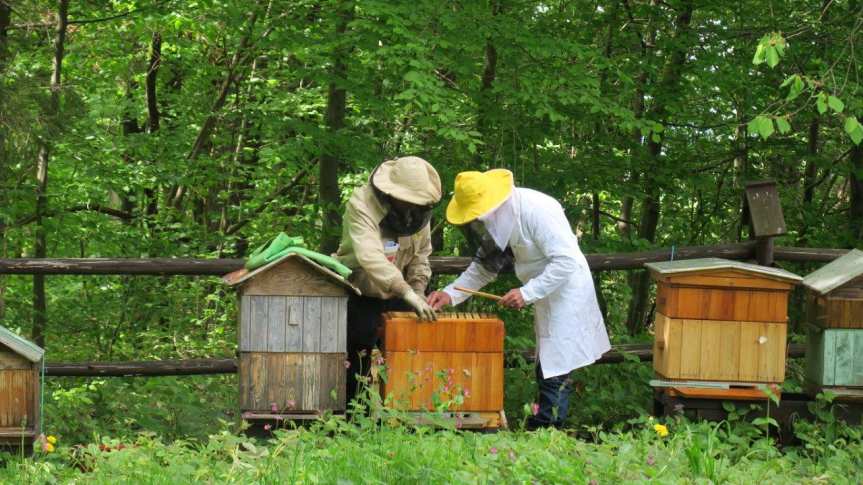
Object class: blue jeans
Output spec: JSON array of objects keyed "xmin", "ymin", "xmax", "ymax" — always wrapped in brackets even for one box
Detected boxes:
[{"xmin": 528, "ymin": 364, "xmax": 571, "ymax": 429}]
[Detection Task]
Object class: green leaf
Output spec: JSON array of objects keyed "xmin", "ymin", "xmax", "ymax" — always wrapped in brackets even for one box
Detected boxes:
[
  {"xmin": 785, "ymin": 75, "xmax": 804, "ymax": 101},
  {"xmin": 845, "ymin": 116, "xmax": 863, "ymax": 145},
  {"xmin": 827, "ymin": 95, "xmax": 845, "ymax": 113},
  {"xmin": 775, "ymin": 117, "xmax": 792, "ymax": 134},
  {"xmin": 748, "ymin": 115, "xmax": 774, "ymax": 140},
  {"xmin": 766, "ymin": 47, "xmax": 779, "ymax": 68},
  {"xmin": 816, "ymin": 93, "xmax": 828, "ymax": 114}
]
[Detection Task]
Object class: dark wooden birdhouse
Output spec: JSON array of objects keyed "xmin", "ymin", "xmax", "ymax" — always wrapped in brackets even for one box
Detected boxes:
[
  {"xmin": 0, "ymin": 326, "xmax": 44, "ymax": 452},
  {"xmin": 224, "ymin": 255, "xmax": 359, "ymax": 422},
  {"xmin": 802, "ymin": 249, "xmax": 863, "ymax": 396},
  {"xmin": 647, "ymin": 258, "xmax": 801, "ymax": 385}
]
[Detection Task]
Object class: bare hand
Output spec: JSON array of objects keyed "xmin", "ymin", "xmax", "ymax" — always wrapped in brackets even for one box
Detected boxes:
[
  {"xmin": 499, "ymin": 288, "xmax": 525, "ymax": 309},
  {"xmin": 427, "ymin": 291, "xmax": 452, "ymax": 311}
]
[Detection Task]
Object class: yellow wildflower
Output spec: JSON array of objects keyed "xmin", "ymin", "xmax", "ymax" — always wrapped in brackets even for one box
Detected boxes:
[
  {"xmin": 653, "ymin": 423, "xmax": 669, "ymax": 437},
  {"xmin": 46, "ymin": 435, "xmax": 57, "ymax": 444},
  {"xmin": 45, "ymin": 443, "xmax": 55, "ymax": 453}
]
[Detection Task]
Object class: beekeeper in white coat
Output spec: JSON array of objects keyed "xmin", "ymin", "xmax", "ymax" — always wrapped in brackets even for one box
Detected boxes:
[{"xmin": 427, "ymin": 168, "xmax": 610, "ymax": 429}]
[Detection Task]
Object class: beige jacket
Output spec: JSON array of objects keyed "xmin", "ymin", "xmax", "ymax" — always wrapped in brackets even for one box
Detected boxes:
[{"xmin": 335, "ymin": 184, "xmax": 432, "ymax": 299}]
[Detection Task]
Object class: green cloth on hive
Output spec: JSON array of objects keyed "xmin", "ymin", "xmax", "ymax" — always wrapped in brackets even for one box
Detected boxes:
[{"xmin": 245, "ymin": 232, "xmax": 352, "ymax": 279}]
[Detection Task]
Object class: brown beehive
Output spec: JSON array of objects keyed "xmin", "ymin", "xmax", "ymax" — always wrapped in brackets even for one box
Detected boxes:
[
  {"xmin": 224, "ymin": 255, "xmax": 359, "ymax": 420},
  {"xmin": 0, "ymin": 326, "xmax": 44, "ymax": 452},
  {"xmin": 381, "ymin": 312, "xmax": 505, "ymax": 428},
  {"xmin": 802, "ymin": 249, "xmax": 863, "ymax": 392},
  {"xmin": 647, "ymin": 258, "xmax": 801, "ymax": 384}
]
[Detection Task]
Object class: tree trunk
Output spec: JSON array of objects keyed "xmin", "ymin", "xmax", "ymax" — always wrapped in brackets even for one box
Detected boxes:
[
  {"xmin": 475, "ymin": 0, "xmax": 500, "ymax": 163},
  {"xmin": 850, "ymin": 143, "xmax": 863, "ymax": 243},
  {"xmin": 33, "ymin": 0, "xmax": 69, "ymax": 347},
  {"xmin": 144, "ymin": 32, "xmax": 161, "ymax": 217},
  {"xmin": 799, "ymin": 118, "xmax": 819, "ymax": 244},
  {"xmin": 625, "ymin": 0, "xmax": 695, "ymax": 335},
  {"xmin": 171, "ymin": 9, "xmax": 260, "ymax": 209},
  {"xmin": 318, "ymin": 1, "xmax": 354, "ymax": 254}
]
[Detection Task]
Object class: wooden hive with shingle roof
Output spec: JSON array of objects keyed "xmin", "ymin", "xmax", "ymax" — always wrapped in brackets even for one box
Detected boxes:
[
  {"xmin": 646, "ymin": 258, "xmax": 801, "ymax": 385},
  {"xmin": 0, "ymin": 325, "xmax": 44, "ymax": 452},
  {"xmin": 802, "ymin": 249, "xmax": 863, "ymax": 395},
  {"xmin": 223, "ymin": 254, "xmax": 360, "ymax": 423}
]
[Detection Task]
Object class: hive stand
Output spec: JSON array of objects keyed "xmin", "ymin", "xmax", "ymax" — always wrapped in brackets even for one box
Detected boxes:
[
  {"xmin": 802, "ymin": 249, "xmax": 863, "ymax": 399},
  {"xmin": 223, "ymin": 254, "xmax": 360, "ymax": 430}
]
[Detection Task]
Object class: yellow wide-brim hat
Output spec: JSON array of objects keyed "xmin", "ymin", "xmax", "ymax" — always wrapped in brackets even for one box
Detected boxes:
[{"xmin": 446, "ymin": 169, "xmax": 514, "ymax": 225}]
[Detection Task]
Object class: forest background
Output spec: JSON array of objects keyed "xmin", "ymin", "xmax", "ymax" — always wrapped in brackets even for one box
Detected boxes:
[{"xmin": 0, "ymin": 0, "xmax": 862, "ymax": 444}]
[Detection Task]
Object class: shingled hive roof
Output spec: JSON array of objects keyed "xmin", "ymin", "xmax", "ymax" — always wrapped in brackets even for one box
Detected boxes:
[
  {"xmin": 802, "ymin": 249, "xmax": 863, "ymax": 296},
  {"xmin": 0, "ymin": 325, "xmax": 45, "ymax": 362},
  {"xmin": 645, "ymin": 257, "xmax": 802, "ymax": 283}
]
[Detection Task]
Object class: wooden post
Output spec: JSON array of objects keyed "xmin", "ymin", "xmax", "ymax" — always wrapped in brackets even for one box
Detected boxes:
[{"xmin": 755, "ymin": 237, "xmax": 775, "ymax": 266}]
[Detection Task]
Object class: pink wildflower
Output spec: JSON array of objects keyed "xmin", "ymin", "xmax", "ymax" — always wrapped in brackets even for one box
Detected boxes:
[
  {"xmin": 489, "ymin": 447, "xmax": 498, "ymax": 454},
  {"xmin": 463, "ymin": 388, "xmax": 471, "ymax": 398},
  {"xmin": 264, "ymin": 424, "xmax": 272, "ymax": 431},
  {"xmin": 344, "ymin": 360, "xmax": 351, "ymax": 369},
  {"xmin": 287, "ymin": 399, "xmax": 296, "ymax": 409},
  {"xmin": 375, "ymin": 355, "xmax": 385, "ymax": 366},
  {"xmin": 270, "ymin": 402, "xmax": 278, "ymax": 412},
  {"xmin": 531, "ymin": 403, "xmax": 540, "ymax": 416}
]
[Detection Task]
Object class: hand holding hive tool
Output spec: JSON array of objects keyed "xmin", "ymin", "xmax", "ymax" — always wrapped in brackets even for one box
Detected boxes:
[{"xmin": 453, "ymin": 286, "xmax": 502, "ymax": 301}]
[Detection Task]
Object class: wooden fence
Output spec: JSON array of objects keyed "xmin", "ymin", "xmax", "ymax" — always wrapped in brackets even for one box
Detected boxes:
[{"xmin": 0, "ymin": 242, "xmax": 847, "ymax": 378}]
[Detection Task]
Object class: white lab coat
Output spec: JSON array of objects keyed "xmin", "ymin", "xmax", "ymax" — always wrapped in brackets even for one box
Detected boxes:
[{"xmin": 444, "ymin": 188, "xmax": 610, "ymax": 378}]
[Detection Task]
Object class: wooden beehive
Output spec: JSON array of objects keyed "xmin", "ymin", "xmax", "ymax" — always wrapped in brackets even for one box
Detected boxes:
[
  {"xmin": 381, "ymin": 312, "xmax": 505, "ymax": 428},
  {"xmin": 0, "ymin": 326, "xmax": 44, "ymax": 452},
  {"xmin": 223, "ymin": 254, "xmax": 360, "ymax": 420},
  {"xmin": 802, "ymin": 249, "xmax": 863, "ymax": 393},
  {"xmin": 647, "ymin": 258, "xmax": 801, "ymax": 384}
]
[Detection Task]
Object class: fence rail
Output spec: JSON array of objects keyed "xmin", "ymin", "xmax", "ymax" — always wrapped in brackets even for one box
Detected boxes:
[
  {"xmin": 43, "ymin": 344, "xmax": 808, "ymax": 377},
  {"xmin": 0, "ymin": 243, "xmax": 849, "ymax": 276}
]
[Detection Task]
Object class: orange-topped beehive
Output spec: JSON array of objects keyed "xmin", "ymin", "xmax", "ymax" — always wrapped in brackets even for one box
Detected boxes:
[{"xmin": 381, "ymin": 312, "xmax": 505, "ymax": 428}]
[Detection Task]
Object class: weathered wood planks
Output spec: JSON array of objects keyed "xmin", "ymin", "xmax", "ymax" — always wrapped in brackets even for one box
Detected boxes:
[
  {"xmin": 806, "ymin": 328, "xmax": 863, "ymax": 387},
  {"xmin": 238, "ymin": 295, "xmax": 346, "ymax": 353},
  {"xmin": 239, "ymin": 352, "xmax": 345, "ymax": 412}
]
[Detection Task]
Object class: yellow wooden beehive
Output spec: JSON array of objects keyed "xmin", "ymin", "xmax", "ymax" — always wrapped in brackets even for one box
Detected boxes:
[{"xmin": 646, "ymin": 258, "xmax": 801, "ymax": 384}]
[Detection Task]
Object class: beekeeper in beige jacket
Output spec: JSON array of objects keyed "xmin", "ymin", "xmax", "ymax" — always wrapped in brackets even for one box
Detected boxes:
[{"xmin": 336, "ymin": 156, "xmax": 441, "ymax": 399}]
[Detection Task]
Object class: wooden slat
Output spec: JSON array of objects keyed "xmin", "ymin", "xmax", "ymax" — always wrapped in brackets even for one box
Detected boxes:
[
  {"xmin": 284, "ymin": 353, "xmax": 303, "ymax": 410},
  {"xmin": 834, "ymin": 330, "xmax": 854, "ymax": 386},
  {"xmin": 285, "ymin": 297, "xmax": 303, "ymax": 352},
  {"xmin": 301, "ymin": 353, "xmax": 320, "ymax": 410},
  {"xmin": 660, "ymin": 271, "xmax": 795, "ymax": 290},
  {"xmin": 0, "ymin": 370, "xmax": 32, "ymax": 429},
  {"xmin": 738, "ymin": 322, "xmax": 761, "ymax": 382},
  {"xmin": 319, "ymin": 297, "xmax": 339, "ymax": 353},
  {"xmin": 806, "ymin": 326, "xmax": 827, "ymax": 386},
  {"xmin": 267, "ymin": 297, "xmax": 287, "ymax": 352},
  {"xmin": 337, "ymin": 297, "xmax": 348, "ymax": 353},
  {"xmin": 679, "ymin": 321, "xmax": 702, "ymax": 379},
  {"xmin": 302, "ymin": 297, "xmax": 322, "ymax": 353},
  {"xmin": 718, "ymin": 322, "xmax": 741, "ymax": 380},
  {"xmin": 265, "ymin": 353, "xmax": 287, "ymax": 410},
  {"xmin": 250, "ymin": 296, "xmax": 269, "ymax": 352},
  {"xmin": 239, "ymin": 296, "xmax": 252, "ymax": 352},
  {"xmin": 764, "ymin": 323, "xmax": 787, "ymax": 382},
  {"xmin": 823, "ymin": 298, "xmax": 863, "ymax": 329},
  {"xmin": 699, "ymin": 321, "xmax": 722, "ymax": 379}
]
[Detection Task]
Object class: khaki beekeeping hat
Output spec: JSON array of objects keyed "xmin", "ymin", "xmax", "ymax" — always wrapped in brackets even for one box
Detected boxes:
[
  {"xmin": 446, "ymin": 169, "xmax": 514, "ymax": 225},
  {"xmin": 371, "ymin": 156, "xmax": 442, "ymax": 206}
]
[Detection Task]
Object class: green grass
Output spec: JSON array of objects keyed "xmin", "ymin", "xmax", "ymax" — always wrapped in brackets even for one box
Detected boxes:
[{"xmin": 6, "ymin": 415, "xmax": 862, "ymax": 484}]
